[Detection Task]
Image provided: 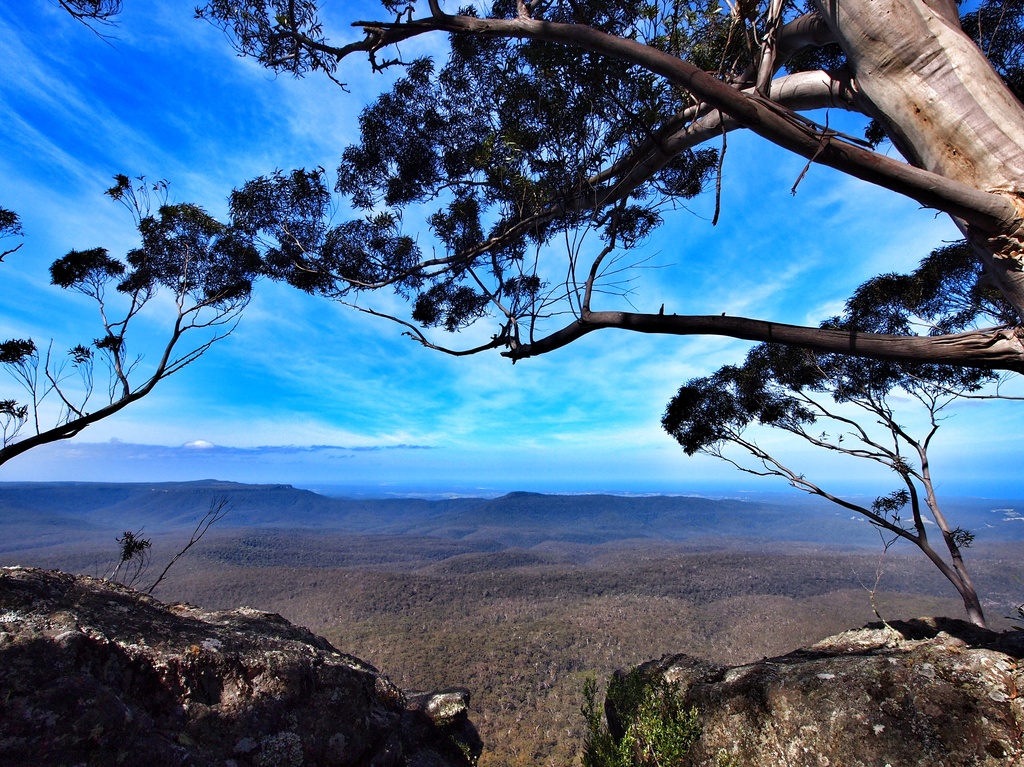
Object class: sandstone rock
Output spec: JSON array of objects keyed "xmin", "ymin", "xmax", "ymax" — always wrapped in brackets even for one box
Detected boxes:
[
  {"xmin": 0, "ymin": 567, "xmax": 481, "ymax": 767},
  {"xmin": 616, "ymin": 617, "xmax": 1023, "ymax": 767},
  {"xmin": 407, "ymin": 689, "xmax": 473, "ymax": 727}
]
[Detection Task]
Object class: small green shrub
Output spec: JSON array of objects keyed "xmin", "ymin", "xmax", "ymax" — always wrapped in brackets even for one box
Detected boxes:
[
  {"xmin": 581, "ymin": 667, "xmax": 700, "ymax": 767},
  {"xmin": 110, "ymin": 529, "xmax": 152, "ymax": 587}
]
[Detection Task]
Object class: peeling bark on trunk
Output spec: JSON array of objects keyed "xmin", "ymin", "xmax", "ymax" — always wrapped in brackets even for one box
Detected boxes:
[{"xmin": 815, "ymin": 0, "xmax": 1024, "ymax": 316}]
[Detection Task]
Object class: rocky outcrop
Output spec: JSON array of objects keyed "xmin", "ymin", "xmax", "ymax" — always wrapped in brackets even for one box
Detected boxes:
[
  {"xmin": 0, "ymin": 567, "xmax": 481, "ymax": 767},
  {"xmin": 612, "ymin": 618, "xmax": 1023, "ymax": 766}
]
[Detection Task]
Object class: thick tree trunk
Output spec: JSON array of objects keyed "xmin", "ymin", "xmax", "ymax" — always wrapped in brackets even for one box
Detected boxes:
[
  {"xmin": 917, "ymin": 537, "xmax": 988, "ymax": 628},
  {"xmin": 814, "ymin": 0, "xmax": 1024, "ymax": 316}
]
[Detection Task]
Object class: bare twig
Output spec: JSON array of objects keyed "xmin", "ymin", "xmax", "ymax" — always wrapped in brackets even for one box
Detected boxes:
[{"xmin": 147, "ymin": 497, "xmax": 232, "ymax": 594}]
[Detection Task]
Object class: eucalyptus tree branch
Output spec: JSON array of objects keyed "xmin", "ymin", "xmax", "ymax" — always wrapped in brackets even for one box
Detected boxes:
[
  {"xmin": 717, "ymin": 431, "xmax": 920, "ymax": 541},
  {"xmin": 782, "ymin": 420, "xmax": 907, "ymax": 471},
  {"xmin": 44, "ymin": 355, "xmax": 92, "ymax": 423},
  {"xmin": 283, "ymin": 68, "xmax": 863, "ymax": 307},
  {"xmin": 901, "ymin": 476, "xmax": 929, "ymax": 541},
  {"xmin": 92, "ymin": 286, "xmax": 134, "ymax": 400},
  {"xmin": 584, "ymin": 69, "xmax": 846, "ymax": 190},
  {"xmin": 57, "ymin": 0, "xmax": 122, "ymax": 25},
  {"xmin": 784, "ymin": 388, "xmax": 911, "ymax": 469},
  {"xmin": 905, "ymin": 370, "xmax": 1024, "ymax": 400},
  {"xmin": 0, "ymin": 242, "xmax": 23, "ymax": 262},
  {"xmin": 319, "ymin": 11, "xmax": 1018, "ymax": 234},
  {"xmin": 376, "ymin": 69, "xmax": 861, "ymax": 292},
  {"xmin": 711, "ymin": 419, "xmax": 986, "ymax": 624},
  {"xmin": 0, "ymin": 293, "xmax": 245, "ymax": 469},
  {"xmin": 341, "ymin": 302, "xmax": 508, "ymax": 357},
  {"xmin": 502, "ymin": 310, "xmax": 1024, "ymax": 370},
  {"xmin": 231, "ymin": 6, "xmax": 1014, "ymax": 237},
  {"xmin": 582, "ymin": 241, "xmax": 621, "ymax": 314}
]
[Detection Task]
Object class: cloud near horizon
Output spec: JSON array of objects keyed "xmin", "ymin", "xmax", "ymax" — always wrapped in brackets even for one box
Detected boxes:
[
  {"xmin": 0, "ymin": 437, "xmax": 448, "ymax": 486},
  {"xmin": 157, "ymin": 439, "xmax": 438, "ymax": 456}
]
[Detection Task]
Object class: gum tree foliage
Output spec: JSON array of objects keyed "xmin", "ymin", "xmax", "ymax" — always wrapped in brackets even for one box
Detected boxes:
[
  {"xmin": 662, "ymin": 241, "xmax": 1020, "ymax": 628},
  {"xmin": 57, "ymin": 0, "xmax": 122, "ymax": 23},
  {"xmin": 200, "ymin": 0, "xmax": 1024, "ymax": 370},
  {"xmin": 0, "ymin": 208, "xmax": 24, "ymax": 262},
  {"xmin": 0, "ymin": 177, "xmax": 260, "ymax": 467},
  {"xmin": 53, "ymin": 0, "xmax": 124, "ymax": 38},
  {"xmin": 109, "ymin": 529, "xmax": 151, "ymax": 588}
]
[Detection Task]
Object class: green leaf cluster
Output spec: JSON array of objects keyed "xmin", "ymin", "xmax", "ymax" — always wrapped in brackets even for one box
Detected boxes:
[
  {"xmin": 50, "ymin": 178, "xmax": 262, "ymax": 308},
  {"xmin": 662, "ymin": 241, "xmax": 1007, "ymax": 456},
  {"xmin": 116, "ymin": 529, "xmax": 152, "ymax": 564},
  {"xmin": 0, "ymin": 207, "xmax": 22, "ymax": 239},
  {"xmin": 0, "ymin": 339, "xmax": 36, "ymax": 366},
  {"xmin": 0, "ymin": 400, "xmax": 28, "ymax": 421},
  {"xmin": 130, "ymin": 204, "xmax": 260, "ymax": 304},
  {"xmin": 196, "ymin": 0, "xmax": 329, "ymax": 77}
]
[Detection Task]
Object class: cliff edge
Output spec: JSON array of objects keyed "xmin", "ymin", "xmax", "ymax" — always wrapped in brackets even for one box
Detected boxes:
[{"xmin": 0, "ymin": 566, "xmax": 481, "ymax": 767}]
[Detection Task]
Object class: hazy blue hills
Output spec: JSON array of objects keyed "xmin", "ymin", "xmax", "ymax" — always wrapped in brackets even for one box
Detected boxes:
[{"xmin": 0, "ymin": 481, "xmax": 1020, "ymax": 554}]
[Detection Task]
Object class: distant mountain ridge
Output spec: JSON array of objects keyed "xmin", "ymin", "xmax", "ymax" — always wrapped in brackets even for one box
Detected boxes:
[{"xmin": 0, "ymin": 480, "xmax": 1020, "ymax": 554}]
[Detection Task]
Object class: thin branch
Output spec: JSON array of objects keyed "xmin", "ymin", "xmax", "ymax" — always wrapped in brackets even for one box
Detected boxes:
[
  {"xmin": 342, "ymin": 301, "xmax": 508, "ymax": 356},
  {"xmin": 0, "ymin": 242, "xmax": 23, "ymax": 262},
  {"xmin": 147, "ymin": 496, "xmax": 232, "ymax": 594},
  {"xmin": 712, "ymin": 115, "xmax": 726, "ymax": 226},
  {"xmin": 715, "ymin": 432, "xmax": 919, "ymax": 541}
]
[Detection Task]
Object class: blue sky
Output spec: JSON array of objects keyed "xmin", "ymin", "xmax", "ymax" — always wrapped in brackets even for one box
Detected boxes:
[{"xmin": 1, "ymin": 1, "xmax": 1022, "ymax": 498}]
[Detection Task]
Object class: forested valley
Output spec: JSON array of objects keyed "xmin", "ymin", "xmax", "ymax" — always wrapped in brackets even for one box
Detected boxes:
[{"xmin": 3, "ymin": 482, "xmax": 1021, "ymax": 766}]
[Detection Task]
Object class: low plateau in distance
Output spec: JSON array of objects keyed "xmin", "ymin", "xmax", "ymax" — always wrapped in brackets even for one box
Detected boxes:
[{"xmin": 0, "ymin": 479, "xmax": 1021, "ymax": 551}]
